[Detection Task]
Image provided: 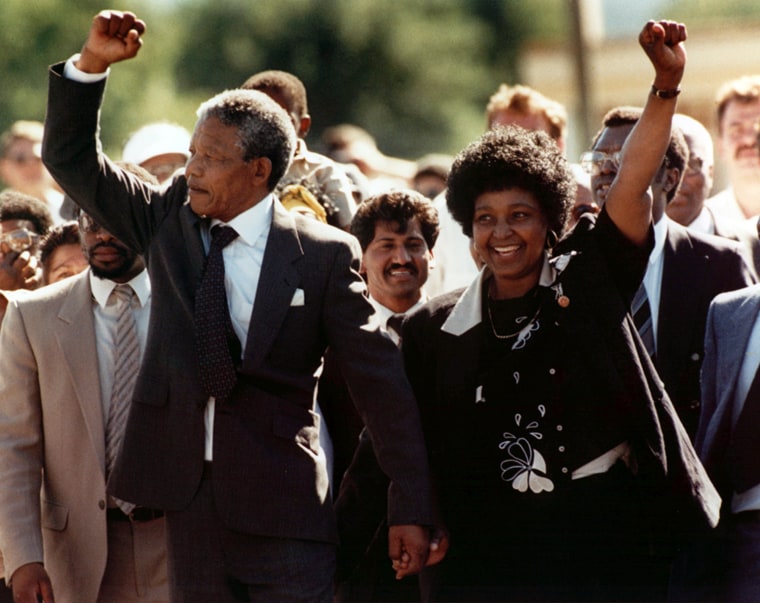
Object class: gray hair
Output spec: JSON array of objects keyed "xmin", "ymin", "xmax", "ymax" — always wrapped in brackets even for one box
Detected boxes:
[{"xmin": 196, "ymin": 89, "xmax": 296, "ymax": 190}]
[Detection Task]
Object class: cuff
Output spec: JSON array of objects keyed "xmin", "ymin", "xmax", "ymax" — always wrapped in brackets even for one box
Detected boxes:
[{"xmin": 63, "ymin": 54, "xmax": 109, "ymax": 82}]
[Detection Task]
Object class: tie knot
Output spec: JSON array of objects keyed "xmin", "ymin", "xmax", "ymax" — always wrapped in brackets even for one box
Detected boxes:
[
  {"xmin": 211, "ymin": 225, "xmax": 239, "ymax": 250},
  {"xmin": 110, "ymin": 284, "xmax": 135, "ymax": 306}
]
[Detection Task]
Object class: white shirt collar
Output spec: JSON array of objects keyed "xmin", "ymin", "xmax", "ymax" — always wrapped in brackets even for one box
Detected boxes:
[
  {"xmin": 210, "ymin": 193, "xmax": 274, "ymax": 247},
  {"xmin": 90, "ymin": 268, "xmax": 151, "ymax": 309},
  {"xmin": 441, "ymin": 253, "xmax": 555, "ymax": 336},
  {"xmin": 369, "ymin": 294, "xmax": 428, "ymax": 323}
]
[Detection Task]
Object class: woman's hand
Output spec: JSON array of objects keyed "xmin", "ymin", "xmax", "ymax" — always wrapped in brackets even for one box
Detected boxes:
[{"xmin": 639, "ymin": 20, "xmax": 687, "ymax": 90}]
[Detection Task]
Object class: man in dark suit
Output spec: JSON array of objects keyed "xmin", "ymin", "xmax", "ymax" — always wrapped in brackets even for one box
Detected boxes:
[
  {"xmin": 42, "ymin": 11, "xmax": 432, "ymax": 603},
  {"xmin": 582, "ymin": 106, "xmax": 756, "ymax": 439}
]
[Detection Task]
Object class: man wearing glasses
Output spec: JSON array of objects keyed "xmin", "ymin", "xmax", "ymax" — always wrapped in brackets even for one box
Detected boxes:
[
  {"xmin": 581, "ymin": 106, "xmax": 755, "ymax": 440},
  {"xmin": 0, "ymin": 190, "xmax": 53, "ymax": 324}
]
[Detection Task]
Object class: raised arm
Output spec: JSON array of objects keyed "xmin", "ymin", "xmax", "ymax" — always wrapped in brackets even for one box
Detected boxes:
[
  {"xmin": 605, "ymin": 20, "xmax": 687, "ymax": 245},
  {"xmin": 75, "ymin": 9, "xmax": 146, "ymax": 74}
]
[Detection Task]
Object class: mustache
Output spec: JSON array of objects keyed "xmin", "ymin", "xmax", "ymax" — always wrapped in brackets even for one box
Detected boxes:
[
  {"xmin": 734, "ymin": 142, "xmax": 759, "ymax": 157},
  {"xmin": 387, "ymin": 262, "xmax": 418, "ymax": 274},
  {"xmin": 89, "ymin": 241, "xmax": 130, "ymax": 256}
]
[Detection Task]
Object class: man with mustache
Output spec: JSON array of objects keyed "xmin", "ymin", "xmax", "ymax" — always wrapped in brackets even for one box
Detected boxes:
[
  {"xmin": 318, "ymin": 191, "xmax": 441, "ymax": 601},
  {"xmin": 706, "ymin": 75, "xmax": 760, "ymax": 222},
  {"xmin": 320, "ymin": 190, "xmax": 439, "ymax": 494},
  {"xmin": 0, "ymin": 201, "xmax": 169, "ymax": 602}
]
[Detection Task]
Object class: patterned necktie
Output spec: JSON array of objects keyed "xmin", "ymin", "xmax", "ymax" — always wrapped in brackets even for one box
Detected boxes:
[
  {"xmin": 632, "ymin": 283, "xmax": 656, "ymax": 358},
  {"xmin": 195, "ymin": 224, "xmax": 240, "ymax": 402},
  {"xmin": 106, "ymin": 284, "xmax": 139, "ymax": 514},
  {"xmin": 728, "ymin": 367, "xmax": 760, "ymax": 493}
]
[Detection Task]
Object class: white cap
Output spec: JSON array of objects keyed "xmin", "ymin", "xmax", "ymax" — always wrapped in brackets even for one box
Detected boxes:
[{"xmin": 122, "ymin": 122, "xmax": 191, "ymax": 166}]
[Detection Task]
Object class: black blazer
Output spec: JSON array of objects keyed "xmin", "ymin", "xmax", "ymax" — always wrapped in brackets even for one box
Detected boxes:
[
  {"xmin": 656, "ymin": 221, "xmax": 755, "ymax": 438},
  {"xmin": 42, "ymin": 63, "xmax": 432, "ymax": 544}
]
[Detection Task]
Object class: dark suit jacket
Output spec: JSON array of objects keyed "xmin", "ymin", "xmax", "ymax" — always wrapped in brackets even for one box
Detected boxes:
[
  {"xmin": 656, "ymin": 221, "xmax": 755, "ymax": 439},
  {"xmin": 42, "ymin": 63, "xmax": 432, "ymax": 545}
]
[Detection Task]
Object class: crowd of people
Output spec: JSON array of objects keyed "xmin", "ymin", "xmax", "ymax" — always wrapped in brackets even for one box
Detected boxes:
[{"xmin": 0, "ymin": 9, "xmax": 760, "ymax": 603}]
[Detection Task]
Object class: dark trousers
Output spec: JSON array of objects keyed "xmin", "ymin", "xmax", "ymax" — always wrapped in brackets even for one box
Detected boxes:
[{"xmin": 165, "ymin": 463, "xmax": 336, "ymax": 603}]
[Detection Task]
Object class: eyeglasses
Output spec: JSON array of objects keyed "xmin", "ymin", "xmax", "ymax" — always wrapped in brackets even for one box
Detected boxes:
[
  {"xmin": 78, "ymin": 213, "xmax": 103, "ymax": 233},
  {"xmin": 580, "ymin": 151, "xmax": 622, "ymax": 175},
  {"xmin": 0, "ymin": 228, "xmax": 40, "ymax": 253}
]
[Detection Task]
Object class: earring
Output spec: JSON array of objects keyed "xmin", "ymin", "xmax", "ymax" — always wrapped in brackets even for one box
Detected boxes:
[{"xmin": 545, "ymin": 229, "xmax": 558, "ymax": 249}]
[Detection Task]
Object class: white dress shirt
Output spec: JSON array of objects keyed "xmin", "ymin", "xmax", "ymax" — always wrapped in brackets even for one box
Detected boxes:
[
  {"xmin": 640, "ymin": 216, "xmax": 669, "ymax": 352},
  {"xmin": 202, "ymin": 195, "xmax": 273, "ymax": 460}
]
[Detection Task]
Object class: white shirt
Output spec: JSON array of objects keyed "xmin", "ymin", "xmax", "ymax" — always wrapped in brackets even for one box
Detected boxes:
[
  {"xmin": 368, "ymin": 295, "xmax": 427, "ymax": 346},
  {"xmin": 202, "ymin": 195, "xmax": 273, "ymax": 460},
  {"xmin": 640, "ymin": 216, "xmax": 669, "ymax": 352},
  {"xmin": 706, "ymin": 187, "xmax": 756, "ymax": 223},
  {"xmin": 90, "ymin": 269, "xmax": 151, "ymax": 421},
  {"xmin": 730, "ymin": 310, "xmax": 760, "ymax": 513}
]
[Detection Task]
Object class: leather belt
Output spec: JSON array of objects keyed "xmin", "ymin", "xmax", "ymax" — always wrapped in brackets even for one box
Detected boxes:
[{"xmin": 106, "ymin": 507, "xmax": 164, "ymax": 522}]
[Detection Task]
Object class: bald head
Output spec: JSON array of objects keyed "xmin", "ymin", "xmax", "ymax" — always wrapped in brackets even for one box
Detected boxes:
[{"xmin": 668, "ymin": 114, "xmax": 715, "ymax": 226}]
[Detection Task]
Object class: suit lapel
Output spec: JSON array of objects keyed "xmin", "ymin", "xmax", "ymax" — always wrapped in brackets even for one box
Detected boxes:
[
  {"xmin": 243, "ymin": 202, "xmax": 303, "ymax": 368},
  {"xmin": 717, "ymin": 294, "xmax": 760, "ymax": 409},
  {"xmin": 55, "ymin": 270, "xmax": 106, "ymax": 475},
  {"xmin": 180, "ymin": 203, "xmax": 207, "ymax": 284}
]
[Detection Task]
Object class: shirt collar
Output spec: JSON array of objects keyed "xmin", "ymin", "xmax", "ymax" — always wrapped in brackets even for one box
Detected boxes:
[
  {"xmin": 441, "ymin": 252, "xmax": 555, "ymax": 336},
  {"xmin": 210, "ymin": 193, "xmax": 274, "ymax": 247},
  {"xmin": 369, "ymin": 294, "xmax": 428, "ymax": 324},
  {"xmin": 90, "ymin": 268, "xmax": 151, "ymax": 309}
]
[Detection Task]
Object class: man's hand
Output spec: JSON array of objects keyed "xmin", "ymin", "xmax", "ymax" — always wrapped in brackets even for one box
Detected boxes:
[
  {"xmin": 388, "ymin": 524, "xmax": 429, "ymax": 579},
  {"xmin": 0, "ymin": 249, "xmax": 42, "ymax": 291},
  {"xmin": 76, "ymin": 10, "xmax": 146, "ymax": 74},
  {"xmin": 639, "ymin": 20, "xmax": 687, "ymax": 89},
  {"xmin": 11, "ymin": 562, "xmax": 55, "ymax": 603}
]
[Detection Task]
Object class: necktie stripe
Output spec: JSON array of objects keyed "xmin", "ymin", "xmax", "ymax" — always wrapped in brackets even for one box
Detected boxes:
[
  {"xmin": 632, "ymin": 283, "xmax": 656, "ymax": 358},
  {"xmin": 106, "ymin": 284, "xmax": 140, "ymax": 514}
]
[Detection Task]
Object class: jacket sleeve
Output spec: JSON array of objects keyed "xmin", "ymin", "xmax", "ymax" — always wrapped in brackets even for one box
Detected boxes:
[
  {"xmin": 322, "ymin": 238, "xmax": 432, "ymax": 527},
  {"xmin": 0, "ymin": 300, "xmax": 45, "ymax": 583}
]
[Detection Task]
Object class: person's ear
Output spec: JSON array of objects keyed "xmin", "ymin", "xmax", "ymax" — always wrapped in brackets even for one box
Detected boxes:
[
  {"xmin": 298, "ymin": 114, "xmax": 312, "ymax": 138},
  {"xmin": 249, "ymin": 157, "xmax": 272, "ymax": 187}
]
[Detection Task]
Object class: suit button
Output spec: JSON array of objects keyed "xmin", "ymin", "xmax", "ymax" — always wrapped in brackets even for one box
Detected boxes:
[
  {"xmin": 689, "ymin": 400, "xmax": 700, "ymax": 410},
  {"xmin": 691, "ymin": 353, "xmax": 700, "ymax": 362},
  {"xmin": 98, "ymin": 500, "xmax": 106, "ymax": 510}
]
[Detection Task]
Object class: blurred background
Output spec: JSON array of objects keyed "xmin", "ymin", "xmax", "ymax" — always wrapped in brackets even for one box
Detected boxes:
[{"xmin": 1, "ymin": 0, "xmax": 759, "ymax": 189}]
